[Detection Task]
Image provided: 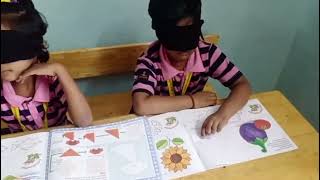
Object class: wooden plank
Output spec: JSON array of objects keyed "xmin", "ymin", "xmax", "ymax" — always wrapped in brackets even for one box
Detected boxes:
[{"xmin": 50, "ymin": 34, "xmax": 220, "ymax": 79}]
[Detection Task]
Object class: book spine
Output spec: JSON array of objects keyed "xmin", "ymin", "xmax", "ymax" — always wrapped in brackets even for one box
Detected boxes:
[{"xmin": 44, "ymin": 131, "xmax": 53, "ymax": 180}]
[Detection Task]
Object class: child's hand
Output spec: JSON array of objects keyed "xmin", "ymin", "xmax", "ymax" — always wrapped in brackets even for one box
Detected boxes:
[
  {"xmin": 201, "ymin": 113, "xmax": 228, "ymax": 136},
  {"xmin": 192, "ymin": 92, "xmax": 217, "ymax": 108},
  {"xmin": 16, "ymin": 63, "xmax": 61, "ymax": 83}
]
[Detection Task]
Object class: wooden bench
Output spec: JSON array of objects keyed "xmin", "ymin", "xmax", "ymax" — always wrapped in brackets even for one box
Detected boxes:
[
  {"xmin": 50, "ymin": 35, "xmax": 220, "ymax": 121},
  {"xmin": 1, "ymin": 35, "xmax": 220, "ymax": 132}
]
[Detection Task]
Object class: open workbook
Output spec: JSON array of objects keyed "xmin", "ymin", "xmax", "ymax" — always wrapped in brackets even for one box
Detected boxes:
[{"xmin": 1, "ymin": 99, "xmax": 298, "ymax": 180}]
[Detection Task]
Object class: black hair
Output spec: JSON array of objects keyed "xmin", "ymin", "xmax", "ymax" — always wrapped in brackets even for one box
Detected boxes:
[
  {"xmin": 148, "ymin": 0, "xmax": 202, "ymax": 29},
  {"xmin": 1, "ymin": 0, "xmax": 49, "ymax": 62}
]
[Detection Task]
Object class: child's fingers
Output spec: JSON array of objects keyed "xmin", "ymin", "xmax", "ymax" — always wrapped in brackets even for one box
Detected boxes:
[
  {"xmin": 201, "ymin": 120, "xmax": 209, "ymax": 136},
  {"xmin": 201, "ymin": 128, "xmax": 206, "ymax": 137},
  {"xmin": 217, "ymin": 122, "xmax": 223, "ymax": 132},
  {"xmin": 205, "ymin": 119, "xmax": 214, "ymax": 135},
  {"xmin": 211, "ymin": 120, "xmax": 219, "ymax": 134}
]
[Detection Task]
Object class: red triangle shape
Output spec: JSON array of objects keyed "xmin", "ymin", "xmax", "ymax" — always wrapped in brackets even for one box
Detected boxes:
[
  {"xmin": 63, "ymin": 132, "xmax": 74, "ymax": 141},
  {"xmin": 61, "ymin": 148, "xmax": 80, "ymax": 157},
  {"xmin": 106, "ymin": 129, "xmax": 119, "ymax": 139},
  {"xmin": 84, "ymin": 133, "xmax": 95, "ymax": 143}
]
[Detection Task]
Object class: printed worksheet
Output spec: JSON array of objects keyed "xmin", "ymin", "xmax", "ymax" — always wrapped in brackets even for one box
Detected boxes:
[
  {"xmin": 148, "ymin": 99, "xmax": 298, "ymax": 178},
  {"xmin": 1, "ymin": 132, "xmax": 49, "ymax": 180},
  {"xmin": 47, "ymin": 117, "xmax": 161, "ymax": 180},
  {"xmin": 1, "ymin": 99, "xmax": 298, "ymax": 180},
  {"xmin": 149, "ymin": 113, "xmax": 205, "ymax": 179},
  {"xmin": 1, "ymin": 117, "xmax": 161, "ymax": 180}
]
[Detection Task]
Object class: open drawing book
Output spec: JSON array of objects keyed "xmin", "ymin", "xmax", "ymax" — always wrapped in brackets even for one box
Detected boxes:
[
  {"xmin": 1, "ymin": 117, "xmax": 161, "ymax": 180},
  {"xmin": 1, "ymin": 99, "xmax": 298, "ymax": 180},
  {"xmin": 148, "ymin": 99, "xmax": 298, "ymax": 179}
]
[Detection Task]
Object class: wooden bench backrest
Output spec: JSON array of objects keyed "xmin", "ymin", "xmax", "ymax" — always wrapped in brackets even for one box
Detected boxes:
[{"xmin": 50, "ymin": 34, "xmax": 220, "ymax": 79}]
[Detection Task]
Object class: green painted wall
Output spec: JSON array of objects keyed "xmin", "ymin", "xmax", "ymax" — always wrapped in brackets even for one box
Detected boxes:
[
  {"xmin": 33, "ymin": 0, "xmax": 318, "ymax": 130},
  {"xmin": 276, "ymin": 0, "xmax": 319, "ymax": 130}
]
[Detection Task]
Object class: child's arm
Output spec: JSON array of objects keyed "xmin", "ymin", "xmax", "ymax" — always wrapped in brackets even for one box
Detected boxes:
[
  {"xmin": 53, "ymin": 63, "xmax": 93, "ymax": 127},
  {"xmin": 133, "ymin": 91, "xmax": 217, "ymax": 115},
  {"xmin": 18, "ymin": 63, "xmax": 93, "ymax": 127},
  {"xmin": 201, "ymin": 76, "xmax": 251, "ymax": 136}
]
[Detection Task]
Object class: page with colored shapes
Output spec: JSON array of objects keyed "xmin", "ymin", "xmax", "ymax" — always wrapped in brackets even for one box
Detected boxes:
[
  {"xmin": 148, "ymin": 113, "xmax": 206, "ymax": 179},
  {"xmin": 46, "ymin": 117, "xmax": 161, "ymax": 180},
  {"xmin": 1, "ymin": 132, "xmax": 49, "ymax": 180},
  {"xmin": 179, "ymin": 99, "xmax": 298, "ymax": 169}
]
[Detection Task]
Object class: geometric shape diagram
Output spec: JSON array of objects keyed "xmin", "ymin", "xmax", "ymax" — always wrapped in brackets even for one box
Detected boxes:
[
  {"xmin": 61, "ymin": 148, "xmax": 80, "ymax": 157},
  {"xmin": 105, "ymin": 129, "xmax": 120, "ymax": 139},
  {"xmin": 83, "ymin": 132, "xmax": 95, "ymax": 143}
]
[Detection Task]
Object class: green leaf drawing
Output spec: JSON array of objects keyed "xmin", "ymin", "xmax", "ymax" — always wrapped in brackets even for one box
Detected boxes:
[
  {"xmin": 3, "ymin": 175, "xmax": 19, "ymax": 180},
  {"xmin": 172, "ymin": 138, "xmax": 184, "ymax": 145},
  {"xmin": 156, "ymin": 139, "xmax": 168, "ymax": 150}
]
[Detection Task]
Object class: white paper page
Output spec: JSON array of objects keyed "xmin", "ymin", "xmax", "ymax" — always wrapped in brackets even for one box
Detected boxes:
[
  {"xmin": 148, "ymin": 113, "xmax": 206, "ymax": 179},
  {"xmin": 180, "ymin": 99, "xmax": 298, "ymax": 169},
  {"xmin": 1, "ymin": 132, "xmax": 49, "ymax": 180},
  {"xmin": 47, "ymin": 117, "xmax": 161, "ymax": 180}
]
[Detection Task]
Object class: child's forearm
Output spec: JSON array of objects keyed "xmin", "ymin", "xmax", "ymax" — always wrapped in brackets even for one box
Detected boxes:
[
  {"xmin": 215, "ymin": 77, "xmax": 251, "ymax": 121},
  {"xmin": 133, "ymin": 94, "xmax": 193, "ymax": 115},
  {"xmin": 54, "ymin": 63, "xmax": 93, "ymax": 127}
]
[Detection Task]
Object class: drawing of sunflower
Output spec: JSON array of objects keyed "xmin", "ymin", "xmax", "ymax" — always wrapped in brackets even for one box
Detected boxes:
[{"xmin": 161, "ymin": 146, "xmax": 191, "ymax": 172}]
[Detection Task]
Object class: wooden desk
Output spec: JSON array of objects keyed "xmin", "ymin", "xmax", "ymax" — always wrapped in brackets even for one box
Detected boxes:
[{"xmin": 1, "ymin": 91, "xmax": 319, "ymax": 180}]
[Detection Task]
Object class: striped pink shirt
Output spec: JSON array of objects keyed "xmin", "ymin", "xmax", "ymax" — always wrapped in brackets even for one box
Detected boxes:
[
  {"xmin": 132, "ymin": 40, "xmax": 243, "ymax": 96},
  {"xmin": 1, "ymin": 75, "xmax": 68, "ymax": 134}
]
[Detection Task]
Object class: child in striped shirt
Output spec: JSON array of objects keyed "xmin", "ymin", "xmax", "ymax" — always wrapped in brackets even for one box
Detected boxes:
[
  {"xmin": 132, "ymin": 0, "xmax": 251, "ymax": 136},
  {"xmin": 1, "ymin": 0, "xmax": 92, "ymax": 134}
]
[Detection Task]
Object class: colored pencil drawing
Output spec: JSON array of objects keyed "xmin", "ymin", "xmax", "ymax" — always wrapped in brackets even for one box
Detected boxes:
[
  {"xmin": 66, "ymin": 140, "xmax": 80, "ymax": 146},
  {"xmin": 61, "ymin": 148, "xmax": 80, "ymax": 157},
  {"xmin": 2, "ymin": 175, "xmax": 37, "ymax": 180},
  {"xmin": 105, "ymin": 129, "xmax": 120, "ymax": 139},
  {"xmin": 248, "ymin": 104, "xmax": 263, "ymax": 114},
  {"xmin": 239, "ymin": 119, "xmax": 271, "ymax": 152},
  {"xmin": 89, "ymin": 148, "xmax": 103, "ymax": 155},
  {"xmin": 156, "ymin": 137, "xmax": 184, "ymax": 150},
  {"xmin": 83, "ymin": 133, "xmax": 95, "ymax": 143},
  {"xmin": 22, "ymin": 153, "xmax": 41, "ymax": 169},
  {"xmin": 62, "ymin": 132, "xmax": 74, "ymax": 141},
  {"xmin": 161, "ymin": 146, "xmax": 191, "ymax": 172},
  {"xmin": 164, "ymin": 117, "xmax": 179, "ymax": 129}
]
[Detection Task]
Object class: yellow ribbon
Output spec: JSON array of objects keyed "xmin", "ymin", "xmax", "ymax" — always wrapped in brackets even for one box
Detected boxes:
[
  {"xmin": 1, "ymin": 0, "xmax": 13, "ymax": 3},
  {"xmin": 11, "ymin": 103, "xmax": 49, "ymax": 132},
  {"xmin": 167, "ymin": 72, "xmax": 193, "ymax": 96}
]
